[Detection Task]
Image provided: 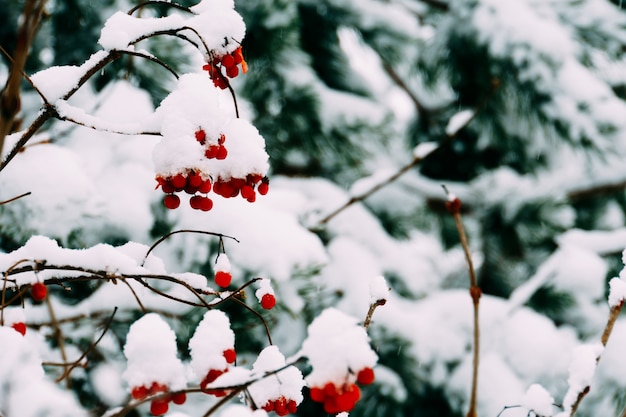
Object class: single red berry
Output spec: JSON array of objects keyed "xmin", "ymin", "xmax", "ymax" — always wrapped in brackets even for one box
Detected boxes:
[
  {"xmin": 150, "ymin": 398, "xmax": 169, "ymax": 416},
  {"xmin": 171, "ymin": 173, "xmax": 187, "ymax": 190},
  {"xmin": 445, "ymin": 197, "xmax": 461, "ymax": 214},
  {"xmin": 171, "ymin": 392, "xmax": 187, "ymax": 405},
  {"xmin": 190, "ymin": 195, "xmax": 204, "ymax": 210},
  {"xmin": 246, "ymin": 192, "xmax": 256, "ymax": 203},
  {"xmin": 161, "ymin": 180, "xmax": 175, "ymax": 194},
  {"xmin": 205, "ymin": 145, "xmax": 219, "ymax": 159},
  {"xmin": 335, "ymin": 391, "xmax": 357, "ymax": 413},
  {"xmin": 163, "ymin": 194, "xmax": 181, "ymax": 210},
  {"xmin": 223, "ymin": 348, "xmax": 236, "ymax": 364},
  {"xmin": 261, "ymin": 293, "xmax": 276, "ymax": 310},
  {"xmin": 199, "ymin": 179, "xmax": 212, "ymax": 194},
  {"xmin": 215, "ymin": 271, "xmax": 232, "ymax": 288},
  {"xmin": 149, "ymin": 382, "xmax": 168, "ymax": 395},
  {"xmin": 263, "ymin": 401, "xmax": 275, "ymax": 412},
  {"xmin": 131, "ymin": 385, "xmax": 148, "ymax": 400},
  {"xmin": 323, "ymin": 382, "xmax": 338, "ymax": 398},
  {"xmin": 188, "ymin": 172, "xmax": 203, "ymax": 188},
  {"xmin": 216, "ymin": 145, "xmax": 228, "ymax": 160},
  {"xmin": 287, "ymin": 399, "xmax": 298, "ymax": 414},
  {"xmin": 31, "ymin": 282, "xmax": 47, "ymax": 301},
  {"xmin": 195, "ymin": 129, "xmax": 206, "ymax": 144},
  {"xmin": 218, "ymin": 133, "xmax": 226, "ymax": 145},
  {"xmin": 12, "ymin": 322, "xmax": 26, "ymax": 336},
  {"xmin": 200, "ymin": 196, "xmax": 213, "ymax": 212},
  {"xmin": 257, "ymin": 182, "xmax": 269, "ymax": 195},
  {"xmin": 225, "ymin": 65, "xmax": 239, "ymax": 78},
  {"xmin": 309, "ymin": 387, "xmax": 325, "ymax": 402},
  {"xmin": 356, "ymin": 367, "xmax": 375, "ymax": 385},
  {"xmin": 241, "ymin": 184, "xmax": 254, "ymax": 200},
  {"xmin": 275, "ymin": 397, "xmax": 288, "ymax": 416},
  {"xmin": 221, "ymin": 54, "xmax": 235, "ymax": 68},
  {"xmin": 323, "ymin": 397, "xmax": 341, "ymax": 414}
]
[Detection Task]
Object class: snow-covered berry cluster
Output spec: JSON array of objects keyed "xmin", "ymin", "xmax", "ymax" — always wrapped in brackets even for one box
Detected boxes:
[
  {"xmin": 153, "ymin": 75, "xmax": 270, "ymax": 212},
  {"xmin": 189, "ymin": 310, "xmax": 237, "ymax": 397},
  {"xmin": 248, "ymin": 346, "xmax": 305, "ymax": 416},
  {"xmin": 203, "ymin": 46, "xmax": 248, "ymax": 90},
  {"xmin": 123, "ymin": 314, "xmax": 187, "ymax": 416},
  {"xmin": 300, "ymin": 308, "xmax": 378, "ymax": 413}
]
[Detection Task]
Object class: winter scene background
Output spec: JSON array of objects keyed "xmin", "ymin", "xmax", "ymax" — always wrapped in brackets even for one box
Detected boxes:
[{"xmin": 2, "ymin": 1, "xmax": 626, "ymax": 417}]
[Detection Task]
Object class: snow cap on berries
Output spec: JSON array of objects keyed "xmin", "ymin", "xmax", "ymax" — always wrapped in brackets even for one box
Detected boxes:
[
  {"xmin": 248, "ymin": 346, "xmax": 305, "ymax": 407},
  {"xmin": 300, "ymin": 308, "xmax": 377, "ymax": 387},
  {"xmin": 189, "ymin": 310, "xmax": 235, "ymax": 379},
  {"xmin": 123, "ymin": 313, "xmax": 186, "ymax": 390}
]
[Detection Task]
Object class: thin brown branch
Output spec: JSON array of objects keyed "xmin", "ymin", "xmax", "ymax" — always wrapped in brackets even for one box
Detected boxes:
[
  {"xmin": 445, "ymin": 191, "xmax": 480, "ymax": 417},
  {"xmin": 1, "ymin": 259, "xmax": 31, "ymax": 325},
  {"xmin": 569, "ymin": 301, "xmax": 624, "ymax": 417},
  {"xmin": 54, "ymin": 307, "xmax": 118, "ymax": 383},
  {"xmin": 0, "ymin": 191, "xmax": 31, "ymax": 205},
  {"xmin": 363, "ymin": 299, "xmax": 387, "ymax": 330},
  {"xmin": 230, "ymin": 296, "xmax": 273, "ymax": 345},
  {"xmin": 45, "ymin": 288, "xmax": 71, "ymax": 388},
  {"xmin": 0, "ymin": 0, "xmax": 47, "ymax": 155},
  {"xmin": 120, "ymin": 279, "xmax": 147, "ymax": 313},
  {"xmin": 142, "ymin": 229, "xmax": 239, "ymax": 266}
]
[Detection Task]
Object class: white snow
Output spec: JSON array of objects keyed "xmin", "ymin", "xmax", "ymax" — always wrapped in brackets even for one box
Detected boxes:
[
  {"xmin": 445, "ymin": 109, "xmax": 475, "ymax": 136},
  {"xmin": 521, "ymin": 384, "xmax": 554, "ymax": 416},
  {"xmin": 188, "ymin": 310, "xmax": 235, "ymax": 381}
]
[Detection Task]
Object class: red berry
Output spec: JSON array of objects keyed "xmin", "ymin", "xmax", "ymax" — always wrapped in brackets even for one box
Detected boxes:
[
  {"xmin": 150, "ymin": 398, "xmax": 169, "ymax": 416},
  {"xmin": 263, "ymin": 401, "xmax": 275, "ymax": 412},
  {"xmin": 149, "ymin": 382, "xmax": 168, "ymax": 395},
  {"xmin": 223, "ymin": 348, "xmax": 236, "ymax": 364},
  {"xmin": 31, "ymin": 282, "xmax": 47, "ymax": 301},
  {"xmin": 323, "ymin": 397, "xmax": 341, "ymax": 414},
  {"xmin": 241, "ymin": 185, "xmax": 254, "ymax": 200},
  {"xmin": 188, "ymin": 172, "xmax": 203, "ymax": 188},
  {"xmin": 205, "ymin": 145, "xmax": 219, "ymax": 159},
  {"xmin": 258, "ymin": 182, "xmax": 269, "ymax": 195},
  {"xmin": 445, "ymin": 197, "xmax": 461, "ymax": 214},
  {"xmin": 275, "ymin": 397, "xmax": 288, "ymax": 416},
  {"xmin": 200, "ymin": 197, "xmax": 213, "ymax": 212},
  {"xmin": 195, "ymin": 129, "xmax": 206, "ymax": 144},
  {"xmin": 131, "ymin": 385, "xmax": 148, "ymax": 400},
  {"xmin": 171, "ymin": 392, "xmax": 187, "ymax": 405},
  {"xmin": 221, "ymin": 54, "xmax": 235, "ymax": 68},
  {"xmin": 356, "ymin": 367, "xmax": 375, "ymax": 385},
  {"xmin": 163, "ymin": 194, "xmax": 180, "ymax": 210},
  {"xmin": 246, "ymin": 192, "xmax": 256, "ymax": 203},
  {"xmin": 199, "ymin": 179, "xmax": 212, "ymax": 194},
  {"xmin": 226, "ymin": 65, "xmax": 239, "ymax": 78},
  {"xmin": 310, "ymin": 387, "xmax": 325, "ymax": 402},
  {"xmin": 261, "ymin": 293, "xmax": 276, "ymax": 310},
  {"xmin": 218, "ymin": 134, "xmax": 226, "ymax": 145},
  {"xmin": 12, "ymin": 322, "xmax": 26, "ymax": 336},
  {"xmin": 215, "ymin": 271, "xmax": 232, "ymax": 288},
  {"xmin": 190, "ymin": 195, "xmax": 204, "ymax": 210},
  {"xmin": 323, "ymin": 382, "xmax": 338, "ymax": 398},
  {"xmin": 287, "ymin": 399, "xmax": 298, "ymax": 414},
  {"xmin": 171, "ymin": 173, "xmax": 187, "ymax": 190},
  {"xmin": 216, "ymin": 145, "xmax": 228, "ymax": 160},
  {"xmin": 161, "ymin": 181, "xmax": 175, "ymax": 194}
]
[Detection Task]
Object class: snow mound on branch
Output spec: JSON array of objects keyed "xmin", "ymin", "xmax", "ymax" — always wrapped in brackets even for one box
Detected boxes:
[
  {"xmin": 123, "ymin": 313, "xmax": 186, "ymax": 390},
  {"xmin": 247, "ymin": 346, "xmax": 305, "ymax": 407},
  {"xmin": 189, "ymin": 310, "xmax": 235, "ymax": 379}
]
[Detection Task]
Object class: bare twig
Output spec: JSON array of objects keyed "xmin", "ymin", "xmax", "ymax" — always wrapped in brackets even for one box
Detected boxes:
[
  {"xmin": 120, "ymin": 279, "xmax": 147, "ymax": 313},
  {"xmin": 443, "ymin": 188, "xmax": 480, "ymax": 417},
  {"xmin": 363, "ymin": 299, "xmax": 386, "ymax": 330},
  {"xmin": 142, "ymin": 229, "xmax": 239, "ymax": 266},
  {"xmin": 45, "ymin": 287, "xmax": 71, "ymax": 388},
  {"xmin": 0, "ymin": 0, "xmax": 47, "ymax": 155},
  {"xmin": 568, "ymin": 301, "xmax": 624, "ymax": 417},
  {"xmin": 0, "ymin": 191, "xmax": 31, "ymax": 205},
  {"xmin": 230, "ymin": 296, "xmax": 273, "ymax": 345},
  {"xmin": 1, "ymin": 259, "xmax": 31, "ymax": 325}
]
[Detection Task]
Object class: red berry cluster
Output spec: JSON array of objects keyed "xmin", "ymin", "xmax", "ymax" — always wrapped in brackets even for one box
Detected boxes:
[
  {"xmin": 212, "ymin": 174, "xmax": 269, "ymax": 203},
  {"xmin": 309, "ymin": 368, "xmax": 375, "ymax": 413},
  {"xmin": 202, "ymin": 46, "xmax": 248, "ymax": 90},
  {"xmin": 130, "ymin": 382, "xmax": 187, "ymax": 416},
  {"xmin": 31, "ymin": 282, "xmax": 47, "ymax": 301},
  {"xmin": 262, "ymin": 396, "xmax": 299, "ymax": 416},
  {"xmin": 157, "ymin": 129, "xmax": 269, "ymax": 210},
  {"xmin": 156, "ymin": 170, "xmax": 213, "ymax": 211},
  {"xmin": 199, "ymin": 349, "xmax": 237, "ymax": 396}
]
